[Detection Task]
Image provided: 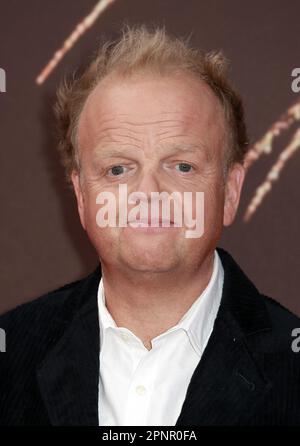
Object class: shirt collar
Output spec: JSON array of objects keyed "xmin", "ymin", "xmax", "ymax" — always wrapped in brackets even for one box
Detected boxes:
[
  {"xmin": 97, "ymin": 249, "xmax": 224, "ymax": 357},
  {"xmin": 174, "ymin": 249, "xmax": 224, "ymax": 357}
]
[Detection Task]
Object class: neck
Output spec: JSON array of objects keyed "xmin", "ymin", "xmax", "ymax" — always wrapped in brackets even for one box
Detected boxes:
[{"xmin": 99, "ymin": 251, "xmax": 215, "ymax": 350}]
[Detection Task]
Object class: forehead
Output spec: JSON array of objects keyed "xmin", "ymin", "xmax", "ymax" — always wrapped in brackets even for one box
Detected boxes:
[{"xmin": 77, "ymin": 72, "xmax": 225, "ymax": 151}]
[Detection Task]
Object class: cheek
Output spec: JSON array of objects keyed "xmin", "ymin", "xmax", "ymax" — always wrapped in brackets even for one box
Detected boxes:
[
  {"xmin": 85, "ymin": 218, "xmax": 121, "ymax": 259},
  {"xmin": 83, "ymin": 195, "xmax": 99, "ymax": 227},
  {"xmin": 81, "ymin": 188, "xmax": 121, "ymax": 243},
  {"xmin": 202, "ymin": 184, "xmax": 224, "ymax": 224}
]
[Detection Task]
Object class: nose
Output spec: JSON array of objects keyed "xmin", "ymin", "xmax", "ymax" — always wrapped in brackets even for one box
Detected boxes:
[
  {"xmin": 129, "ymin": 167, "xmax": 178, "ymax": 225},
  {"xmin": 134, "ymin": 168, "xmax": 161, "ymax": 199},
  {"xmin": 128, "ymin": 168, "xmax": 165, "ymax": 222}
]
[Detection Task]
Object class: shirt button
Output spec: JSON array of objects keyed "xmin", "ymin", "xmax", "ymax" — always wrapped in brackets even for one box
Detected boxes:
[{"xmin": 135, "ymin": 385, "xmax": 146, "ymax": 396}]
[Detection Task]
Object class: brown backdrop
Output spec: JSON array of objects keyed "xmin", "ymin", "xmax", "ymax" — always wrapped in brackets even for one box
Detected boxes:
[{"xmin": 0, "ymin": 0, "xmax": 299, "ymax": 315}]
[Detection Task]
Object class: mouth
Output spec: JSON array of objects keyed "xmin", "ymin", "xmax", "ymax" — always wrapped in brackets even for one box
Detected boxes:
[
  {"xmin": 125, "ymin": 217, "xmax": 181, "ymax": 234},
  {"xmin": 127, "ymin": 217, "xmax": 179, "ymax": 228}
]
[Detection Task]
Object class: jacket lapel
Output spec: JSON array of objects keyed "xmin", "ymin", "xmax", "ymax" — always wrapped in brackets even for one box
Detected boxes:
[
  {"xmin": 175, "ymin": 248, "xmax": 273, "ymax": 425},
  {"xmin": 36, "ymin": 266, "xmax": 101, "ymax": 426}
]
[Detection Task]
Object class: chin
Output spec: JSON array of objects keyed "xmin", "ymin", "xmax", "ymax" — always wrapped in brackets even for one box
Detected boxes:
[
  {"xmin": 119, "ymin": 243, "xmax": 180, "ymax": 273},
  {"xmin": 122, "ymin": 260, "xmax": 178, "ymax": 273}
]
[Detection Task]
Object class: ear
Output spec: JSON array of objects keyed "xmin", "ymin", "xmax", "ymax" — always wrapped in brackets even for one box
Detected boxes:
[
  {"xmin": 223, "ymin": 163, "xmax": 245, "ymax": 226},
  {"xmin": 71, "ymin": 170, "xmax": 87, "ymax": 230}
]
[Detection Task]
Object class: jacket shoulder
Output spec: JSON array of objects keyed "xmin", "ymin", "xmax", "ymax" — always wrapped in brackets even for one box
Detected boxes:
[
  {"xmin": 0, "ymin": 275, "xmax": 84, "ymax": 328},
  {"xmin": 256, "ymin": 294, "xmax": 300, "ymax": 359},
  {"xmin": 263, "ymin": 294, "xmax": 300, "ymax": 332},
  {"xmin": 0, "ymin": 271, "xmax": 96, "ymax": 361}
]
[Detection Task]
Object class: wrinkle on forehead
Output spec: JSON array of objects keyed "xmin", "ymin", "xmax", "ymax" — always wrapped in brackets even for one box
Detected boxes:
[
  {"xmin": 77, "ymin": 73, "xmax": 226, "ymax": 156},
  {"xmin": 89, "ymin": 141, "xmax": 216, "ymax": 170}
]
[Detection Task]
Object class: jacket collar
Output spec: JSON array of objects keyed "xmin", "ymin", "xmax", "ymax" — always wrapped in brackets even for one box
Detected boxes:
[
  {"xmin": 36, "ymin": 266, "xmax": 101, "ymax": 426},
  {"xmin": 37, "ymin": 247, "xmax": 273, "ymax": 426},
  {"xmin": 175, "ymin": 248, "xmax": 273, "ymax": 425}
]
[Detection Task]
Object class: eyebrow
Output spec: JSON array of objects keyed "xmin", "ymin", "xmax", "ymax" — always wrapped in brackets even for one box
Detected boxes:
[
  {"xmin": 91, "ymin": 142, "xmax": 208, "ymax": 161},
  {"xmin": 163, "ymin": 143, "xmax": 207, "ymax": 154},
  {"xmin": 92, "ymin": 146, "xmax": 137, "ymax": 159}
]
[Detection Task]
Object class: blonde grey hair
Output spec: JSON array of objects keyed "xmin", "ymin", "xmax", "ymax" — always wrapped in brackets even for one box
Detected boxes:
[{"xmin": 54, "ymin": 23, "xmax": 248, "ymax": 185}]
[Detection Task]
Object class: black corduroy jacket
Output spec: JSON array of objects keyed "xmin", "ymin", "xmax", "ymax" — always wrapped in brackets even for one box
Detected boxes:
[{"xmin": 0, "ymin": 247, "xmax": 300, "ymax": 425}]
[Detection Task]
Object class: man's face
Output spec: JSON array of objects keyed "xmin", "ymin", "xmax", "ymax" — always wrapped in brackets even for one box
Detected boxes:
[{"xmin": 72, "ymin": 72, "xmax": 245, "ymax": 274}]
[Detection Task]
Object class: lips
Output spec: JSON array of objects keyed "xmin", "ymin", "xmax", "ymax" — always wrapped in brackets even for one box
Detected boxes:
[{"xmin": 127, "ymin": 217, "xmax": 178, "ymax": 227}]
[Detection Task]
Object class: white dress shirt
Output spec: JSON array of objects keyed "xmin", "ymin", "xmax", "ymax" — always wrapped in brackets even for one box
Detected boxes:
[{"xmin": 97, "ymin": 249, "xmax": 224, "ymax": 426}]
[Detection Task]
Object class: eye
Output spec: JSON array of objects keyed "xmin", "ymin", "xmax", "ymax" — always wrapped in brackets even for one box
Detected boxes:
[
  {"xmin": 107, "ymin": 165, "xmax": 128, "ymax": 176},
  {"xmin": 175, "ymin": 162, "xmax": 193, "ymax": 173}
]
